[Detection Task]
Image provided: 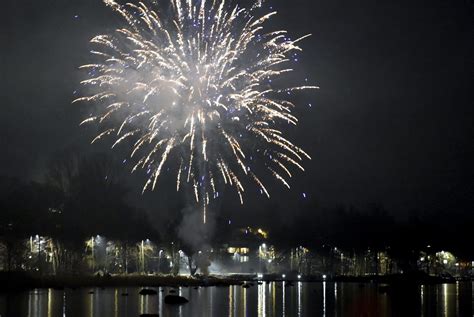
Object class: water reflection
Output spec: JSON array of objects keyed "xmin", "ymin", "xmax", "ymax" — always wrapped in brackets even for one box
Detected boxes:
[
  {"xmin": 322, "ymin": 281, "xmax": 326, "ymax": 317},
  {"xmin": 1, "ymin": 281, "xmax": 471, "ymax": 317},
  {"xmin": 297, "ymin": 281, "xmax": 302, "ymax": 317},
  {"xmin": 228, "ymin": 285, "xmax": 233, "ymax": 317},
  {"xmin": 282, "ymin": 282, "xmax": 285, "ymax": 316},
  {"xmin": 28, "ymin": 290, "xmax": 41, "ymax": 317},
  {"xmin": 62, "ymin": 291, "xmax": 66, "ymax": 317},
  {"xmin": 158, "ymin": 287, "xmax": 163, "ymax": 317},
  {"xmin": 88, "ymin": 289, "xmax": 93, "ymax": 317},
  {"xmin": 271, "ymin": 282, "xmax": 276, "ymax": 314},
  {"xmin": 421, "ymin": 284, "xmax": 424, "ymax": 317},
  {"xmin": 442, "ymin": 283, "xmax": 448, "ymax": 316},
  {"xmin": 243, "ymin": 285, "xmax": 247, "ymax": 317},
  {"xmin": 257, "ymin": 283, "xmax": 265, "ymax": 317}
]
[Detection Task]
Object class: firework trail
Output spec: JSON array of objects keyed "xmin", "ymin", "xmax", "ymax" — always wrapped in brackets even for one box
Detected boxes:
[{"xmin": 75, "ymin": 0, "xmax": 317, "ymax": 223}]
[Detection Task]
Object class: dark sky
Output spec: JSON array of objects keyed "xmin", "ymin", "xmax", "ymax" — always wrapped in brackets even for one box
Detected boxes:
[{"xmin": 2, "ymin": 0, "xmax": 473, "ymax": 224}]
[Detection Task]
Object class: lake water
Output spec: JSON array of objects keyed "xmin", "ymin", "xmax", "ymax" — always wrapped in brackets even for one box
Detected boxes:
[{"xmin": 0, "ymin": 282, "xmax": 472, "ymax": 316}]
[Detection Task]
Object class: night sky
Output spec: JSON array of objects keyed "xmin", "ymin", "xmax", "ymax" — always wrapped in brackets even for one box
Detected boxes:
[{"xmin": 2, "ymin": 0, "xmax": 473, "ymax": 226}]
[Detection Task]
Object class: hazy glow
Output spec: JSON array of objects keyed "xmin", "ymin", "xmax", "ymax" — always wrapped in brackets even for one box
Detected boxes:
[{"xmin": 76, "ymin": 0, "xmax": 316, "ymax": 220}]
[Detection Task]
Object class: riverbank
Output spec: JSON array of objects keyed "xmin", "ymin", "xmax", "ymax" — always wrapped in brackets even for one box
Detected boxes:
[
  {"xmin": 0, "ymin": 271, "xmax": 470, "ymax": 291},
  {"xmin": 0, "ymin": 272, "xmax": 242, "ymax": 291},
  {"xmin": 333, "ymin": 272, "xmax": 463, "ymax": 284}
]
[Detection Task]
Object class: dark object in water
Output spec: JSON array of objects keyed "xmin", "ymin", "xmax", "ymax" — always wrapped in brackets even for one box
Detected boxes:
[
  {"xmin": 242, "ymin": 283, "xmax": 251, "ymax": 288},
  {"xmin": 164, "ymin": 294, "xmax": 189, "ymax": 305},
  {"xmin": 378, "ymin": 285, "xmax": 390, "ymax": 294},
  {"xmin": 169, "ymin": 289, "xmax": 177, "ymax": 294},
  {"xmin": 88, "ymin": 291, "xmax": 94, "ymax": 294},
  {"xmin": 121, "ymin": 292, "xmax": 129, "ymax": 296},
  {"xmin": 140, "ymin": 314, "xmax": 159, "ymax": 317},
  {"xmin": 139, "ymin": 289, "xmax": 158, "ymax": 295},
  {"xmin": 193, "ymin": 287, "xmax": 199, "ymax": 290},
  {"xmin": 257, "ymin": 282, "xmax": 263, "ymax": 285}
]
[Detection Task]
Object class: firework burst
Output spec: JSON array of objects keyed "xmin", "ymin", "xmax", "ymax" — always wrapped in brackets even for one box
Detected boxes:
[{"xmin": 75, "ymin": 0, "xmax": 317, "ymax": 222}]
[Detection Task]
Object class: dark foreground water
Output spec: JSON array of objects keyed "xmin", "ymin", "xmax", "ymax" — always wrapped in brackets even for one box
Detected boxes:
[{"xmin": 0, "ymin": 282, "xmax": 472, "ymax": 317}]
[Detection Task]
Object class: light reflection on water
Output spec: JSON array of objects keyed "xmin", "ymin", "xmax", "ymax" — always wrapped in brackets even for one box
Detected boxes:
[
  {"xmin": 323, "ymin": 281, "xmax": 326, "ymax": 317},
  {"xmin": 0, "ymin": 281, "xmax": 471, "ymax": 317}
]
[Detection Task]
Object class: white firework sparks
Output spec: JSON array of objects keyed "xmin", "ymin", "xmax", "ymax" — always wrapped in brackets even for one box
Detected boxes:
[{"xmin": 75, "ymin": 0, "xmax": 317, "ymax": 222}]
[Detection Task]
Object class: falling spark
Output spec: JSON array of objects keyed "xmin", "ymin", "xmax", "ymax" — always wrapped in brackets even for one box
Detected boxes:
[{"xmin": 75, "ymin": 0, "xmax": 316, "ymax": 219}]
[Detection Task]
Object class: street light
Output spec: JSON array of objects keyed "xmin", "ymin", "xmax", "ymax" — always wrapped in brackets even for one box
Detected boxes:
[
  {"xmin": 36, "ymin": 235, "xmax": 41, "ymax": 271},
  {"xmin": 140, "ymin": 240, "xmax": 145, "ymax": 273},
  {"xmin": 90, "ymin": 236, "xmax": 95, "ymax": 272}
]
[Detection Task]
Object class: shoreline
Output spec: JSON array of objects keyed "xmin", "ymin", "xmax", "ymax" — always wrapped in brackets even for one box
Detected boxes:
[
  {"xmin": 0, "ymin": 272, "xmax": 470, "ymax": 291},
  {"xmin": 0, "ymin": 272, "xmax": 242, "ymax": 291}
]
